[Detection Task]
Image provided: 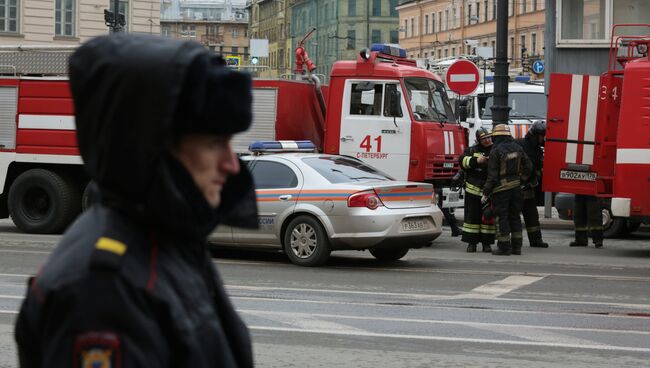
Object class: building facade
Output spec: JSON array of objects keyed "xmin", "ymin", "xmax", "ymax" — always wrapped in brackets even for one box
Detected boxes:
[
  {"xmin": 544, "ymin": 0, "xmax": 650, "ymax": 84},
  {"xmin": 0, "ymin": 0, "xmax": 160, "ymax": 44},
  {"xmin": 398, "ymin": 0, "xmax": 545, "ymax": 70},
  {"xmin": 161, "ymin": 0, "xmax": 249, "ymax": 60},
  {"xmin": 247, "ymin": 0, "xmax": 291, "ymax": 78},
  {"xmin": 0, "ymin": 0, "xmax": 160, "ymax": 74}
]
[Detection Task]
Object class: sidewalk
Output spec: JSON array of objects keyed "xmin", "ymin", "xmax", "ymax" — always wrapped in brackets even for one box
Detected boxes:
[{"xmin": 451, "ymin": 206, "xmax": 574, "ymax": 229}]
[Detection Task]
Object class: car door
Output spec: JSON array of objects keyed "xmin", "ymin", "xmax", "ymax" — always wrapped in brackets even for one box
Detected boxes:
[
  {"xmin": 232, "ymin": 158, "xmax": 302, "ymax": 247},
  {"xmin": 339, "ymin": 80, "xmax": 411, "ymax": 180}
]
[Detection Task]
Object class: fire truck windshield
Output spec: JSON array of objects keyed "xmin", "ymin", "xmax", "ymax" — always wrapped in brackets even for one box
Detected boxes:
[{"xmin": 404, "ymin": 78, "xmax": 456, "ymax": 123}]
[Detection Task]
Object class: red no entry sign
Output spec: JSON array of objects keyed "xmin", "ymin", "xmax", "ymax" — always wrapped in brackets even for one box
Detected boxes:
[{"xmin": 445, "ymin": 60, "xmax": 480, "ymax": 95}]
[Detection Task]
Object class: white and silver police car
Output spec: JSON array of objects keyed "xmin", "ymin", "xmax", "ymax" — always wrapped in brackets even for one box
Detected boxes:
[{"xmin": 209, "ymin": 141, "xmax": 443, "ymax": 266}]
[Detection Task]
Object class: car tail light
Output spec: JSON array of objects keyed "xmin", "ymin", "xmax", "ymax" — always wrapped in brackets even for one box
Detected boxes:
[{"xmin": 348, "ymin": 190, "xmax": 384, "ymax": 210}]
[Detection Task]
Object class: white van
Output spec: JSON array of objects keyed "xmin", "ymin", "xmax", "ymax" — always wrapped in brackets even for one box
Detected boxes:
[{"xmin": 458, "ymin": 81, "xmax": 546, "ymax": 145}]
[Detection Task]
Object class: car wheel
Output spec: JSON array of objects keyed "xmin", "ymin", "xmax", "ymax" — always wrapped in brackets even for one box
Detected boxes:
[
  {"xmin": 624, "ymin": 220, "xmax": 641, "ymax": 234},
  {"xmin": 8, "ymin": 169, "xmax": 81, "ymax": 234},
  {"xmin": 283, "ymin": 215, "xmax": 330, "ymax": 267},
  {"xmin": 369, "ymin": 248, "xmax": 409, "ymax": 261},
  {"xmin": 602, "ymin": 208, "xmax": 626, "ymax": 238}
]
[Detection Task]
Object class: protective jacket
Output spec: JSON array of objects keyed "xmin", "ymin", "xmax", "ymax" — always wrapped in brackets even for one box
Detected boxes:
[
  {"xmin": 483, "ymin": 136, "xmax": 533, "ymax": 196},
  {"xmin": 459, "ymin": 144, "xmax": 491, "ymax": 196},
  {"xmin": 516, "ymin": 134, "xmax": 543, "ymax": 185},
  {"xmin": 15, "ymin": 34, "xmax": 258, "ymax": 368}
]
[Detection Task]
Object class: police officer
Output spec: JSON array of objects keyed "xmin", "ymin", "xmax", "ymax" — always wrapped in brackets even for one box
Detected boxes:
[
  {"xmin": 516, "ymin": 121, "xmax": 549, "ymax": 248},
  {"xmin": 15, "ymin": 34, "xmax": 257, "ymax": 367},
  {"xmin": 482, "ymin": 124, "xmax": 533, "ymax": 256},
  {"xmin": 570, "ymin": 195, "xmax": 604, "ymax": 248},
  {"xmin": 459, "ymin": 127, "xmax": 496, "ymax": 252}
]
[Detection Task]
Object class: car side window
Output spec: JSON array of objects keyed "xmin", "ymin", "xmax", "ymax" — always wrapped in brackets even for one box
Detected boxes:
[{"xmin": 249, "ymin": 160, "xmax": 298, "ymax": 189}]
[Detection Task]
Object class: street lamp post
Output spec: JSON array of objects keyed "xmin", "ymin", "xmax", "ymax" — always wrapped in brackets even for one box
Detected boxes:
[
  {"xmin": 490, "ymin": 0, "xmax": 510, "ymax": 127},
  {"xmin": 104, "ymin": 0, "xmax": 126, "ymax": 32}
]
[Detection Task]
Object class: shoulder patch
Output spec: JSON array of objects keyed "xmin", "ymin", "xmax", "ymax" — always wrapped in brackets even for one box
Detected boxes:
[
  {"xmin": 96, "ymin": 237, "xmax": 127, "ymax": 255},
  {"xmin": 91, "ymin": 237, "xmax": 128, "ymax": 270},
  {"xmin": 74, "ymin": 331, "xmax": 121, "ymax": 368}
]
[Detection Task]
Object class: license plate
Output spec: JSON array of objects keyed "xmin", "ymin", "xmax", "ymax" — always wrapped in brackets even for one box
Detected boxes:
[
  {"xmin": 447, "ymin": 192, "xmax": 459, "ymax": 202},
  {"xmin": 401, "ymin": 218, "xmax": 429, "ymax": 232},
  {"xmin": 560, "ymin": 170, "xmax": 596, "ymax": 182},
  {"xmin": 443, "ymin": 162, "xmax": 454, "ymax": 169}
]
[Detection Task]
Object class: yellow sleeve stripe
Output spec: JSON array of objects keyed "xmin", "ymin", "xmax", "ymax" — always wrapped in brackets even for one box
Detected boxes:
[{"xmin": 96, "ymin": 237, "xmax": 127, "ymax": 256}]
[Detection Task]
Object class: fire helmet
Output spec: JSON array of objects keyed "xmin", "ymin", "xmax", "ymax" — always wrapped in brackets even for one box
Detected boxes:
[
  {"xmin": 491, "ymin": 124, "xmax": 511, "ymax": 137},
  {"xmin": 475, "ymin": 127, "xmax": 492, "ymax": 142}
]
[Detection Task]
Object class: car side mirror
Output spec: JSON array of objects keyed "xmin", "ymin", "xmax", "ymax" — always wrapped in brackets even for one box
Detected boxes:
[{"xmin": 457, "ymin": 105, "xmax": 468, "ymax": 122}]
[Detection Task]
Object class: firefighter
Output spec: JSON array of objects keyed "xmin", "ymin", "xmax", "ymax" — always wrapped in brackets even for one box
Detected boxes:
[
  {"xmin": 516, "ymin": 121, "xmax": 549, "ymax": 248},
  {"xmin": 482, "ymin": 124, "xmax": 533, "ymax": 256},
  {"xmin": 15, "ymin": 34, "xmax": 257, "ymax": 367},
  {"xmin": 570, "ymin": 195, "xmax": 604, "ymax": 248},
  {"xmin": 459, "ymin": 127, "xmax": 495, "ymax": 252}
]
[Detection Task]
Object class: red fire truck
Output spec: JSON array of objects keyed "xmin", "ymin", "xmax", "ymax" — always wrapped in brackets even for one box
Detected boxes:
[
  {"xmin": 0, "ymin": 43, "xmax": 466, "ymax": 234},
  {"xmin": 543, "ymin": 24, "xmax": 650, "ymax": 237}
]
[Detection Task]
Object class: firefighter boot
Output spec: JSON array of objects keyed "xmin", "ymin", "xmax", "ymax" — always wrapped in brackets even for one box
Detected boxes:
[
  {"xmin": 511, "ymin": 237, "xmax": 523, "ymax": 256},
  {"xmin": 481, "ymin": 243, "xmax": 492, "ymax": 253},
  {"xmin": 530, "ymin": 240, "xmax": 549, "ymax": 248},
  {"xmin": 492, "ymin": 242, "xmax": 511, "ymax": 256},
  {"xmin": 466, "ymin": 244, "xmax": 477, "ymax": 253}
]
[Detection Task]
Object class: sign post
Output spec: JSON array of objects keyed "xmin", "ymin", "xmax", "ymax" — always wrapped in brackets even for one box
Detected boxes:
[{"xmin": 445, "ymin": 60, "xmax": 481, "ymax": 96}]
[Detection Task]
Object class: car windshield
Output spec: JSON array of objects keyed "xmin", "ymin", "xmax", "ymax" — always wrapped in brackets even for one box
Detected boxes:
[
  {"xmin": 479, "ymin": 92, "xmax": 547, "ymax": 119},
  {"xmin": 404, "ymin": 77, "xmax": 456, "ymax": 123},
  {"xmin": 302, "ymin": 156, "xmax": 393, "ymax": 184}
]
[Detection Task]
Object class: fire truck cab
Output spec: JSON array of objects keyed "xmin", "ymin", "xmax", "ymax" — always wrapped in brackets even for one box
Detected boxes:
[{"xmin": 543, "ymin": 24, "xmax": 650, "ymax": 237}]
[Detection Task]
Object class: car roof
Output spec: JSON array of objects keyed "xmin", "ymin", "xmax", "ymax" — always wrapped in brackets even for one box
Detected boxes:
[{"xmin": 474, "ymin": 82, "xmax": 545, "ymax": 95}]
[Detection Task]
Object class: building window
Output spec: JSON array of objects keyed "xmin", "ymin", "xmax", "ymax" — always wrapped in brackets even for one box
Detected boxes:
[
  {"xmin": 445, "ymin": 9, "xmax": 449, "ymax": 30},
  {"xmin": 431, "ymin": 14, "xmax": 435, "ymax": 34},
  {"xmin": 390, "ymin": 0, "xmax": 398, "ymax": 17},
  {"xmin": 491, "ymin": 40, "xmax": 496, "ymax": 50},
  {"xmin": 161, "ymin": 25, "xmax": 171, "ymax": 37},
  {"xmin": 410, "ymin": 17, "xmax": 414, "ymax": 36},
  {"xmin": 347, "ymin": 30, "xmax": 355, "ymax": 49},
  {"xmin": 521, "ymin": 34, "xmax": 526, "ymax": 58},
  {"xmin": 372, "ymin": 29, "xmax": 381, "ymax": 44},
  {"xmin": 467, "ymin": 4, "xmax": 472, "ymax": 25},
  {"xmin": 55, "ymin": 0, "xmax": 75, "ymax": 36},
  {"xmin": 348, "ymin": 0, "xmax": 356, "ymax": 16},
  {"xmin": 372, "ymin": 0, "xmax": 381, "ymax": 16},
  {"xmin": 444, "ymin": 49, "xmax": 448, "ymax": 57},
  {"xmin": 232, "ymin": 46, "xmax": 238, "ymax": 55},
  {"xmin": 438, "ymin": 49, "xmax": 442, "ymax": 58},
  {"xmin": 531, "ymin": 33, "xmax": 537, "ymax": 54},
  {"xmin": 181, "ymin": 25, "xmax": 196, "ymax": 38},
  {"xmin": 424, "ymin": 14, "xmax": 429, "ymax": 34},
  {"xmin": 452, "ymin": 48, "xmax": 456, "ymax": 56},
  {"xmin": 118, "ymin": 1, "xmax": 129, "ymax": 32},
  {"xmin": 485, "ymin": 0, "xmax": 488, "ymax": 22},
  {"xmin": 452, "ymin": 6, "xmax": 457, "ymax": 28},
  {"xmin": 522, "ymin": 0, "xmax": 527, "ymax": 13},
  {"xmin": 492, "ymin": 0, "xmax": 496, "ymax": 20},
  {"xmin": 533, "ymin": 0, "xmax": 538, "ymax": 11},
  {"xmin": 438, "ymin": 12, "xmax": 442, "ymax": 32},
  {"xmin": 0, "ymin": 0, "xmax": 18, "ymax": 33},
  {"xmin": 403, "ymin": 19, "xmax": 408, "ymax": 37},
  {"xmin": 510, "ymin": 36, "xmax": 514, "ymax": 59},
  {"xmin": 476, "ymin": 2, "xmax": 480, "ymax": 22},
  {"xmin": 390, "ymin": 30, "xmax": 398, "ymax": 43}
]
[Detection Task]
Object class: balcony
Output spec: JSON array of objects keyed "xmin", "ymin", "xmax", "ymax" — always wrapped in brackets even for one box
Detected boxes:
[{"xmin": 201, "ymin": 34, "xmax": 224, "ymax": 45}]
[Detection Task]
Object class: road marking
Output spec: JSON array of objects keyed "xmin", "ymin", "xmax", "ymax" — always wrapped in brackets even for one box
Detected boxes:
[
  {"xmin": 458, "ymin": 275, "xmax": 545, "ymax": 299},
  {"xmin": 244, "ymin": 309, "xmax": 366, "ymax": 334},
  {"xmin": 247, "ymin": 325, "xmax": 650, "ymax": 354},
  {"xmin": 239, "ymin": 310, "xmax": 650, "ymax": 336}
]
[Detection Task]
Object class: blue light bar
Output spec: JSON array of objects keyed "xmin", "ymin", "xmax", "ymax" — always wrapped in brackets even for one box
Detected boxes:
[
  {"xmin": 514, "ymin": 75, "xmax": 531, "ymax": 82},
  {"xmin": 249, "ymin": 140, "xmax": 317, "ymax": 153},
  {"xmin": 370, "ymin": 43, "xmax": 407, "ymax": 58}
]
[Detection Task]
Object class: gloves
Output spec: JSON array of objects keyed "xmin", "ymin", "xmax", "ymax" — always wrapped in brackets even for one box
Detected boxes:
[{"xmin": 481, "ymin": 195, "xmax": 488, "ymax": 204}]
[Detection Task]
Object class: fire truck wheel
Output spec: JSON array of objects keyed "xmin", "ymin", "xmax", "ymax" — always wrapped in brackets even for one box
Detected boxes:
[
  {"xmin": 369, "ymin": 247, "xmax": 410, "ymax": 261},
  {"xmin": 8, "ymin": 169, "xmax": 81, "ymax": 234},
  {"xmin": 283, "ymin": 215, "xmax": 331, "ymax": 267},
  {"xmin": 602, "ymin": 208, "xmax": 626, "ymax": 238}
]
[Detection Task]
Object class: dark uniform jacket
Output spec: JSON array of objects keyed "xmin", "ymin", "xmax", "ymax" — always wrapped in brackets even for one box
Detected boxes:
[
  {"xmin": 516, "ymin": 134, "xmax": 543, "ymax": 185},
  {"xmin": 483, "ymin": 137, "xmax": 533, "ymax": 196},
  {"xmin": 459, "ymin": 144, "xmax": 491, "ymax": 196},
  {"xmin": 15, "ymin": 34, "xmax": 258, "ymax": 367}
]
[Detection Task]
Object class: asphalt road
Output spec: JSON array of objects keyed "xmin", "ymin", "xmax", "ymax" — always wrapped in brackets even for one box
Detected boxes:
[{"xmin": 0, "ymin": 219, "xmax": 649, "ymax": 367}]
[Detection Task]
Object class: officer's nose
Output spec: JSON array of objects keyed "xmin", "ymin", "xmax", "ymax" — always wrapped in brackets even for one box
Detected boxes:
[{"xmin": 219, "ymin": 141, "xmax": 240, "ymax": 176}]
